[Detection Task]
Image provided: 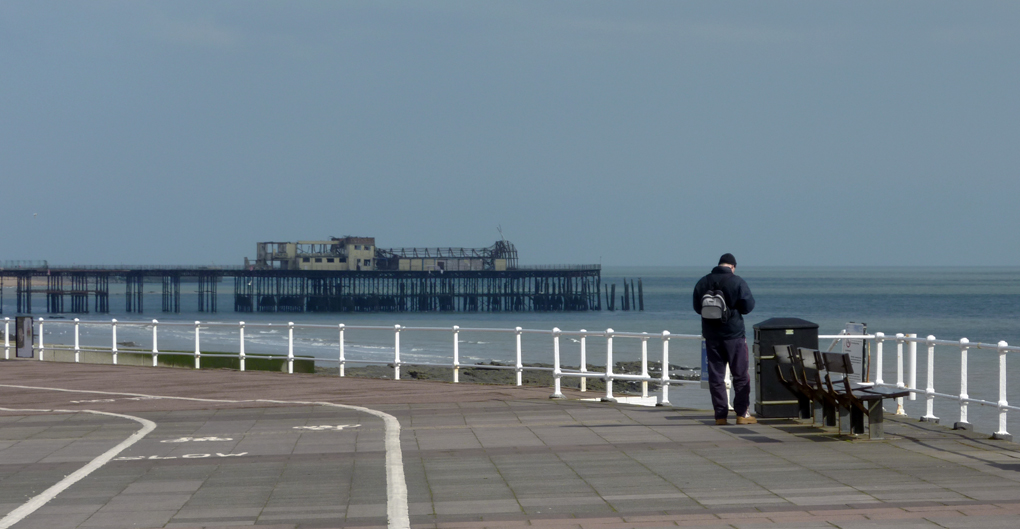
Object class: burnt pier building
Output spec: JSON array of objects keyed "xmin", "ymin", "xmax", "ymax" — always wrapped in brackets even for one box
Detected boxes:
[{"xmin": 1, "ymin": 238, "xmax": 601, "ymax": 314}]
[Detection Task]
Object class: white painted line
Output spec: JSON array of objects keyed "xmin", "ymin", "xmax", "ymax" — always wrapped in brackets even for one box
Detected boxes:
[
  {"xmin": 0, "ymin": 384, "xmax": 410, "ymax": 529},
  {"xmin": 259, "ymin": 399, "xmax": 409, "ymax": 529},
  {"xmin": 293, "ymin": 424, "xmax": 360, "ymax": 431},
  {"xmin": 0, "ymin": 407, "xmax": 155, "ymax": 529}
]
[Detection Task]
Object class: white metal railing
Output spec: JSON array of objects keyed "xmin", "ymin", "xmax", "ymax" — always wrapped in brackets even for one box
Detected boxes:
[
  {"xmin": 5, "ymin": 317, "xmax": 703, "ymax": 404},
  {"xmin": 5, "ymin": 316, "xmax": 1018, "ymax": 439}
]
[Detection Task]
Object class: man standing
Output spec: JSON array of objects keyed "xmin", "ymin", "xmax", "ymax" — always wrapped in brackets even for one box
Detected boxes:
[{"xmin": 693, "ymin": 253, "xmax": 756, "ymax": 425}]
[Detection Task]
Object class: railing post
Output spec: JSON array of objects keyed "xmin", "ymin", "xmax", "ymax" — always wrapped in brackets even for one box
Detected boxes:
[
  {"xmin": 641, "ymin": 333, "xmax": 649, "ymax": 399},
  {"xmin": 895, "ymin": 333, "xmax": 906, "ymax": 415},
  {"xmin": 151, "ymin": 319, "xmax": 159, "ymax": 367},
  {"xmin": 551, "ymin": 328, "xmax": 564, "ymax": 399},
  {"xmin": 658, "ymin": 331, "xmax": 671, "ymax": 407},
  {"xmin": 239, "ymin": 322, "xmax": 246, "ymax": 372},
  {"xmin": 907, "ymin": 333, "xmax": 917, "ymax": 401},
  {"xmin": 993, "ymin": 341, "xmax": 1012, "ymax": 441},
  {"xmin": 74, "ymin": 318, "xmax": 80, "ymax": 363},
  {"xmin": 38, "ymin": 318, "xmax": 44, "ymax": 361},
  {"xmin": 338, "ymin": 324, "xmax": 345, "ymax": 377},
  {"xmin": 394, "ymin": 325, "xmax": 401, "ymax": 380},
  {"xmin": 515, "ymin": 327, "xmax": 523, "ymax": 386},
  {"xmin": 955, "ymin": 338, "xmax": 970, "ymax": 430},
  {"xmin": 287, "ymin": 322, "xmax": 295, "ymax": 374},
  {"xmin": 3, "ymin": 317, "xmax": 9, "ymax": 360},
  {"xmin": 579, "ymin": 330, "xmax": 587, "ymax": 392},
  {"xmin": 452, "ymin": 326, "xmax": 460, "ymax": 383},
  {"xmin": 875, "ymin": 332, "xmax": 885, "ymax": 385},
  {"xmin": 111, "ymin": 319, "xmax": 118, "ymax": 365},
  {"xmin": 194, "ymin": 321, "xmax": 201, "ymax": 370},
  {"xmin": 922, "ymin": 335, "xmax": 938, "ymax": 423},
  {"xmin": 602, "ymin": 328, "xmax": 616, "ymax": 402}
]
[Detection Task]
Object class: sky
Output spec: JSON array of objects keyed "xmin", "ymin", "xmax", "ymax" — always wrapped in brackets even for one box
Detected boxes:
[{"xmin": 2, "ymin": 2, "xmax": 1019, "ymax": 267}]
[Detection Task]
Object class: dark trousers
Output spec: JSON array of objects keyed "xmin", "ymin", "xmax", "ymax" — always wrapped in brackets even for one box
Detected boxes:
[{"xmin": 705, "ymin": 337, "xmax": 751, "ymax": 419}]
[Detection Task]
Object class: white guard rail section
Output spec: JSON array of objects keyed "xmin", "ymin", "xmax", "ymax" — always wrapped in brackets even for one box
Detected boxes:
[
  {"xmin": 9, "ymin": 317, "xmax": 1018, "ymax": 440},
  {"xmin": 14, "ymin": 318, "xmax": 704, "ymax": 406}
]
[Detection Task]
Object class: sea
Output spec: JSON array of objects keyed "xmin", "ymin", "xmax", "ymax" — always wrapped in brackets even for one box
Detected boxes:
[{"xmin": 5, "ymin": 266, "xmax": 1020, "ymax": 433}]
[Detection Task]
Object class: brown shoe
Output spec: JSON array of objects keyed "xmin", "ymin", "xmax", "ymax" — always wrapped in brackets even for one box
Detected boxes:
[
  {"xmin": 715, "ymin": 418, "xmax": 728, "ymax": 425},
  {"xmin": 736, "ymin": 415, "xmax": 758, "ymax": 425}
]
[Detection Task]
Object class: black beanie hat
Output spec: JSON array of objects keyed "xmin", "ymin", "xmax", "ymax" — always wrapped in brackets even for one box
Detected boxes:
[{"xmin": 719, "ymin": 253, "xmax": 737, "ymax": 266}]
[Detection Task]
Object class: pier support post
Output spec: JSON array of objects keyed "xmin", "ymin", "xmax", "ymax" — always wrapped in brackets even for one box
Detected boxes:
[
  {"xmin": 163, "ymin": 274, "xmax": 181, "ymax": 313},
  {"xmin": 126, "ymin": 273, "xmax": 144, "ymax": 313},
  {"xmin": 70, "ymin": 273, "xmax": 89, "ymax": 313},
  {"xmin": 94, "ymin": 274, "xmax": 109, "ymax": 313},
  {"xmin": 17, "ymin": 274, "xmax": 31, "ymax": 314},
  {"xmin": 198, "ymin": 273, "xmax": 218, "ymax": 313},
  {"xmin": 47, "ymin": 273, "xmax": 63, "ymax": 313}
]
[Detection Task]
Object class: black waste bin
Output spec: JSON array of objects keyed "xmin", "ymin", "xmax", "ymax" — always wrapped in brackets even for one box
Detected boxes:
[{"xmin": 753, "ymin": 318, "xmax": 818, "ymax": 418}]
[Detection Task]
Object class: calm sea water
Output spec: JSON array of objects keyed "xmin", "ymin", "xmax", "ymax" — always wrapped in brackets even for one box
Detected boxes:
[{"xmin": 6, "ymin": 266, "xmax": 1020, "ymax": 432}]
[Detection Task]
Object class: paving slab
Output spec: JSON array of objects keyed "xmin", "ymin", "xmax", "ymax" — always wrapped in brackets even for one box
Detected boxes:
[{"xmin": 4, "ymin": 360, "xmax": 1020, "ymax": 528}]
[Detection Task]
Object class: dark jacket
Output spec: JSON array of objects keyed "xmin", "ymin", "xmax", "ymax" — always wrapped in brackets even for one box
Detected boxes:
[{"xmin": 693, "ymin": 266, "xmax": 755, "ymax": 340}]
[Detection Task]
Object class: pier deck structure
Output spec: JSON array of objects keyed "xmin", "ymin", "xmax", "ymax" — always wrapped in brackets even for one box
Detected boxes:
[{"xmin": 0, "ymin": 265, "xmax": 602, "ymax": 314}]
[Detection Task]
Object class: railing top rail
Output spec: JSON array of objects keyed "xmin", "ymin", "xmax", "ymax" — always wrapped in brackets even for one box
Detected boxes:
[
  {"xmin": 822, "ymin": 334, "xmax": 1018, "ymax": 352},
  {"xmin": 23, "ymin": 319, "xmax": 1019, "ymax": 352}
]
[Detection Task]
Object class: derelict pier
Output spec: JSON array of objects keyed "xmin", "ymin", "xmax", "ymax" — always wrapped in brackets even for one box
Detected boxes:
[{"xmin": 1, "ymin": 237, "xmax": 601, "ymax": 314}]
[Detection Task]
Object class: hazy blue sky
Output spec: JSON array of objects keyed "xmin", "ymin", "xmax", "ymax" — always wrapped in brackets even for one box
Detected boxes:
[{"xmin": 2, "ymin": 2, "xmax": 1018, "ymax": 267}]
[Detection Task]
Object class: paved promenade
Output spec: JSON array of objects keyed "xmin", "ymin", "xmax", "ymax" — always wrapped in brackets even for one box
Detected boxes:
[{"xmin": 2, "ymin": 361, "xmax": 1020, "ymax": 528}]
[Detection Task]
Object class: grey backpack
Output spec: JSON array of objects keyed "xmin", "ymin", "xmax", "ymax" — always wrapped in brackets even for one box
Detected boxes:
[{"xmin": 700, "ymin": 290, "xmax": 728, "ymax": 320}]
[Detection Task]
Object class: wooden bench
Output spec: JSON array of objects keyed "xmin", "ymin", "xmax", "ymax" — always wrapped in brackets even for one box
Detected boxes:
[
  {"xmin": 772, "ymin": 344, "xmax": 813, "ymax": 420},
  {"xmin": 817, "ymin": 351, "xmax": 910, "ymax": 440},
  {"xmin": 773, "ymin": 345, "xmax": 909, "ymax": 439},
  {"xmin": 774, "ymin": 345, "xmax": 840, "ymax": 428}
]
